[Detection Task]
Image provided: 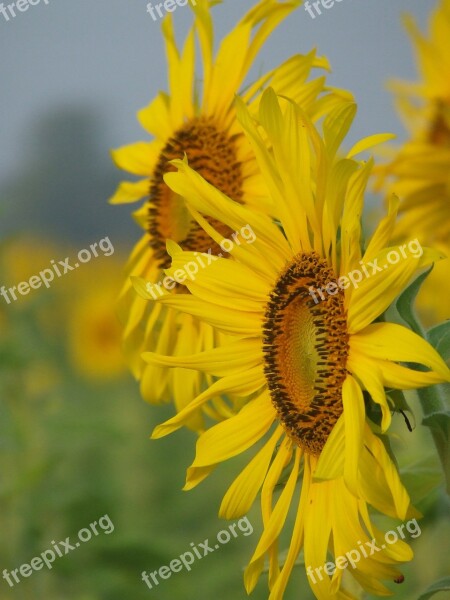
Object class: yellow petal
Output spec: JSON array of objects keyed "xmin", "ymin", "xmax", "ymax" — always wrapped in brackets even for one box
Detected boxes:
[
  {"xmin": 108, "ymin": 179, "xmax": 149, "ymax": 204},
  {"xmin": 245, "ymin": 438, "xmax": 294, "ymax": 594},
  {"xmin": 347, "ymin": 247, "xmax": 445, "ymax": 333},
  {"xmin": 347, "ymin": 352, "xmax": 391, "ymax": 432},
  {"xmin": 351, "ymin": 322, "xmax": 450, "ymax": 380},
  {"xmin": 247, "ymin": 448, "xmax": 300, "ymax": 566},
  {"xmin": 365, "ymin": 424, "xmax": 412, "ymax": 520},
  {"xmin": 190, "ymin": 391, "xmax": 275, "ymax": 467},
  {"xmin": 268, "ymin": 451, "xmax": 310, "ymax": 600},
  {"xmin": 219, "ymin": 426, "xmax": 284, "ymax": 520},
  {"xmin": 151, "ymin": 369, "xmax": 265, "ymax": 439},
  {"xmin": 346, "ymin": 133, "xmax": 396, "ymax": 159},
  {"xmin": 339, "ymin": 159, "xmax": 373, "ymax": 276},
  {"xmin": 363, "ymin": 195, "xmax": 400, "ymax": 261},
  {"xmin": 164, "ymin": 159, "xmax": 291, "ymax": 269},
  {"xmin": 111, "ymin": 141, "xmax": 159, "ymax": 176},
  {"xmin": 183, "ymin": 466, "xmax": 215, "ymax": 491},
  {"xmin": 163, "ymin": 249, "xmax": 271, "ymax": 309},
  {"xmin": 143, "ymin": 338, "xmax": 262, "ymax": 377},
  {"xmin": 138, "ymin": 92, "xmax": 174, "ymax": 140},
  {"xmin": 132, "ymin": 280, "xmax": 262, "ymax": 336},
  {"xmin": 378, "ymin": 359, "xmax": 445, "ymax": 389},
  {"xmin": 303, "ymin": 475, "xmax": 333, "ymax": 599},
  {"xmin": 313, "ymin": 414, "xmax": 345, "ymax": 481},
  {"xmin": 342, "ymin": 375, "xmax": 365, "ymax": 496}
]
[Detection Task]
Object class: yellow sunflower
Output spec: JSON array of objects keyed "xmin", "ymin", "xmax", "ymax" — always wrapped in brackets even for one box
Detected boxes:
[
  {"xmin": 110, "ymin": 0, "xmax": 352, "ymax": 428},
  {"xmin": 66, "ymin": 259, "xmax": 126, "ymax": 381},
  {"xmin": 135, "ymin": 90, "xmax": 450, "ymax": 599},
  {"xmin": 377, "ymin": 0, "xmax": 450, "ymax": 323}
]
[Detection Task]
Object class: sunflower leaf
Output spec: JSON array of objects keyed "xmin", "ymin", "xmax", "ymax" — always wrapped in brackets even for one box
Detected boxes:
[
  {"xmin": 417, "ymin": 577, "xmax": 450, "ymax": 600},
  {"xmin": 381, "ymin": 266, "xmax": 450, "ymax": 492},
  {"xmin": 383, "ymin": 266, "xmax": 432, "ymax": 335},
  {"xmin": 400, "ymin": 453, "xmax": 443, "ymax": 507},
  {"xmin": 421, "ymin": 410, "xmax": 450, "ymax": 496},
  {"xmin": 427, "ymin": 321, "xmax": 450, "ymax": 358},
  {"xmin": 418, "ymin": 319, "xmax": 450, "ymax": 495}
]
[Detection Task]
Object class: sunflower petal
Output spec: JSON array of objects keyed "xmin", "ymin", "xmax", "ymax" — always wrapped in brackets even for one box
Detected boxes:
[
  {"xmin": 108, "ymin": 179, "xmax": 149, "ymax": 204},
  {"xmin": 151, "ymin": 369, "xmax": 265, "ymax": 439},
  {"xmin": 342, "ymin": 375, "xmax": 365, "ymax": 496},
  {"xmin": 219, "ymin": 426, "xmax": 284, "ymax": 519},
  {"xmin": 111, "ymin": 142, "xmax": 159, "ymax": 176},
  {"xmin": 143, "ymin": 338, "xmax": 262, "ymax": 377},
  {"xmin": 351, "ymin": 322, "xmax": 450, "ymax": 380},
  {"xmin": 190, "ymin": 391, "xmax": 276, "ymax": 467}
]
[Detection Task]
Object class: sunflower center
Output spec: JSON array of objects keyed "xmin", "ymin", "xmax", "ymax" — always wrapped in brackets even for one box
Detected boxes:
[
  {"xmin": 262, "ymin": 252, "xmax": 349, "ymax": 456},
  {"xmin": 148, "ymin": 117, "xmax": 243, "ymax": 269}
]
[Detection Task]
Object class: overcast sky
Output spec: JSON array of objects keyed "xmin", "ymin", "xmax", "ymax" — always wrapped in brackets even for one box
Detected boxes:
[{"xmin": 0, "ymin": 0, "xmax": 435, "ymax": 243}]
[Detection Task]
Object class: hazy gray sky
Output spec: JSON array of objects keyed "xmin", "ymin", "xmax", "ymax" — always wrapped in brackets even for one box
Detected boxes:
[{"xmin": 0, "ymin": 0, "xmax": 435, "ymax": 242}]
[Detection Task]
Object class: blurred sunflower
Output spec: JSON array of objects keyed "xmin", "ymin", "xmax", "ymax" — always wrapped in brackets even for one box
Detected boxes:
[
  {"xmin": 376, "ymin": 0, "xmax": 450, "ymax": 324},
  {"xmin": 0, "ymin": 235, "xmax": 59, "ymax": 304},
  {"xmin": 110, "ymin": 0, "xmax": 352, "ymax": 428},
  {"xmin": 66, "ymin": 260, "xmax": 126, "ymax": 382},
  {"xmin": 0, "ymin": 236, "xmax": 65, "ymax": 336},
  {"xmin": 137, "ymin": 91, "xmax": 450, "ymax": 599}
]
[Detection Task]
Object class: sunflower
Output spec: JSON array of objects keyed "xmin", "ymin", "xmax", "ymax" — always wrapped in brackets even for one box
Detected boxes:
[
  {"xmin": 376, "ymin": 0, "xmax": 450, "ymax": 323},
  {"xmin": 110, "ymin": 0, "xmax": 352, "ymax": 428},
  {"xmin": 66, "ymin": 259, "xmax": 126, "ymax": 381},
  {"xmin": 135, "ymin": 90, "xmax": 450, "ymax": 599}
]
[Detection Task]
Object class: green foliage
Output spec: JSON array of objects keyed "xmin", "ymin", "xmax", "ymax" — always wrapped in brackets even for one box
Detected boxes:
[
  {"xmin": 384, "ymin": 267, "xmax": 450, "ymax": 495},
  {"xmin": 417, "ymin": 577, "xmax": 450, "ymax": 600}
]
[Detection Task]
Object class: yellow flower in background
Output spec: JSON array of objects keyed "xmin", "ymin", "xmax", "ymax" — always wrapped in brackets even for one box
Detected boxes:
[
  {"xmin": 0, "ymin": 236, "xmax": 65, "ymax": 336},
  {"xmin": 0, "ymin": 236, "xmax": 59, "ymax": 302},
  {"xmin": 0, "ymin": 235, "xmax": 126, "ymax": 384},
  {"xmin": 137, "ymin": 91, "xmax": 450, "ymax": 599},
  {"xmin": 110, "ymin": 0, "xmax": 352, "ymax": 428},
  {"xmin": 66, "ymin": 260, "xmax": 126, "ymax": 382},
  {"xmin": 377, "ymin": 0, "xmax": 450, "ymax": 324}
]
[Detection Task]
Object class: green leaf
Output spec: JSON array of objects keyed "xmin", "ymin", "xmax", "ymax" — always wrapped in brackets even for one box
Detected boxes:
[
  {"xmin": 417, "ymin": 577, "xmax": 450, "ymax": 600},
  {"xmin": 428, "ymin": 321, "xmax": 450, "ymax": 359},
  {"xmin": 400, "ymin": 454, "xmax": 443, "ymax": 506},
  {"xmin": 384, "ymin": 266, "xmax": 432, "ymax": 335},
  {"xmin": 383, "ymin": 268, "xmax": 450, "ymax": 495},
  {"xmin": 422, "ymin": 411, "xmax": 450, "ymax": 495},
  {"xmin": 419, "ymin": 318, "xmax": 450, "ymax": 420},
  {"xmin": 419, "ymin": 319, "xmax": 450, "ymax": 495}
]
